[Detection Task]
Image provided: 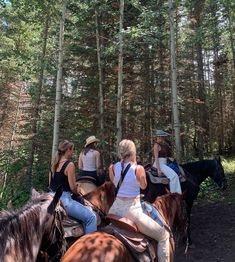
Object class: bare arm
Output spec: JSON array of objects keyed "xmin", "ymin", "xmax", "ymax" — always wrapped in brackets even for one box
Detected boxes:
[
  {"xmin": 108, "ymin": 164, "xmax": 115, "ymax": 183},
  {"xmin": 153, "ymin": 143, "xmax": 163, "ymax": 175},
  {"xmin": 65, "ymin": 162, "xmax": 77, "ymax": 194},
  {"xmin": 78, "ymin": 152, "xmax": 83, "ymax": 170},
  {"xmin": 95, "ymin": 151, "xmax": 101, "ymax": 173},
  {"xmin": 135, "ymin": 165, "xmax": 147, "ymax": 190}
]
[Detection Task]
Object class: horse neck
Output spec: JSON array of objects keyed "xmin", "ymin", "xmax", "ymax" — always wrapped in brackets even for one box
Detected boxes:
[
  {"xmin": 184, "ymin": 161, "xmax": 211, "ymax": 185},
  {"xmin": 154, "ymin": 197, "xmax": 176, "ymax": 227},
  {"xmin": 84, "ymin": 182, "xmax": 115, "ymax": 215},
  {"xmin": 0, "ymin": 204, "xmax": 48, "ymax": 262}
]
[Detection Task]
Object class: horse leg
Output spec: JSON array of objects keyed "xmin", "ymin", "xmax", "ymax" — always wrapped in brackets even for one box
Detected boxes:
[{"xmin": 186, "ymin": 202, "xmax": 193, "ymax": 246}]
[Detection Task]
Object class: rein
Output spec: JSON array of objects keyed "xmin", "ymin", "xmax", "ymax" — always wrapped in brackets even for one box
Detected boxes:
[{"xmin": 40, "ymin": 205, "xmax": 66, "ymax": 261}]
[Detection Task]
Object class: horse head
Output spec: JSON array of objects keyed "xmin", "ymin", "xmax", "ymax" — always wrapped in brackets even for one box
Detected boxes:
[
  {"xmin": 84, "ymin": 181, "xmax": 116, "ymax": 215},
  {"xmin": 211, "ymin": 157, "xmax": 227, "ymax": 191},
  {"xmin": 35, "ymin": 186, "xmax": 67, "ymax": 261}
]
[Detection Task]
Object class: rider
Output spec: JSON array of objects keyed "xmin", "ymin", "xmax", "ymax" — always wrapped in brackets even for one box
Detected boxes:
[
  {"xmin": 153, "ymin": 130, "xmax": 182, "ymax": 194},
  {"xmin": 108, "ymin": 139, "xmax": 170, "ymax": 262},
  {"xmin": 49, "ymin": 139, "xmax": 97, "ymax": 234},
  {"xmin": 78, "ymin": 135, "xmax": 103, "ymax": 186}
]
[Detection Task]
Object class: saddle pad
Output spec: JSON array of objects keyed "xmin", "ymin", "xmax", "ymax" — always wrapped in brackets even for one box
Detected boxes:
[{"xmin": 148, "ymin": 170, "xmax": 170, "ymax": 184}]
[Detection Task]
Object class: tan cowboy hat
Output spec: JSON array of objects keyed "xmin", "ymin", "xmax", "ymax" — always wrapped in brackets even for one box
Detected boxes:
[
  {"xmin": 85, "ymin": 136, "xmax": 100, "ymax": 147},
  {"xmin": 153, "ymin": 130, "xmax": 170, "ymax": 137}
]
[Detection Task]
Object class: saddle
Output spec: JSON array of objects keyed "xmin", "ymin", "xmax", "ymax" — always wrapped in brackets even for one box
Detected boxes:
[
  {"xmin": 63, "ymin": 195, "xmax": 102, "ymax": 239},
  {"xmin": 104, "ymin": 214, "xmax": 157, "ymax": 262},
  {"xmin": 145, "ymin": 165, "xmax": 186, "ymax": 185}
]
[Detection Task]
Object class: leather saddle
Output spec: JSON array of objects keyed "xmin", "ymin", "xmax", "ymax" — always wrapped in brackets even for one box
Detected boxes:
[
  {"xmin": 104, "ymin": 214, "xmax": 157, "ymax": 262},
  {"xmin": 145, "ymin": 164, "xmax": 186, "ymax": 185},
  {"xmin": 63, "ymin": 195, "xmax": 102, "ymax": 239}
]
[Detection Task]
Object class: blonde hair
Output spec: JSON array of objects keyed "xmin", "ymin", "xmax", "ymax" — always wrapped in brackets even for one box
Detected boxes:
[
  {"xmin": 119, "ymin": 139, "xmax": 136, "ymax": 161},
  {"xmin": 51, "ymin": 140, "xmax": 74, "ymax": 174}
]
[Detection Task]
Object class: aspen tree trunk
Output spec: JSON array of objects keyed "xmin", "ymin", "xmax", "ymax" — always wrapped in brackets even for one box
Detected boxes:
[
  {"xmin": 168, "ymin": 0, "xmax": 181, "ymax": 162},
  {"xmin": 116, "ymin": 0, "xmax": 124, "ymax": 153},
  {"xmin": 52, "ymin": 0, "xmax": 67, "ymax": 158},
  {"xmin": 26, "ymin": 12, "xmax": 50, "ymax": 187},
  {"xmin": 95, "ymin": 11, "xmax": 104, "ymax": 138}
]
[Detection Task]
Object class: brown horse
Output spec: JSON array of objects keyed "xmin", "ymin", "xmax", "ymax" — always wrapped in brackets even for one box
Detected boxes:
[
  {"xmin": 64, "ymin": 181, "xmax": 116, "ymax": 242},
  {"xmin": 61, "ymin": 192, "xmax": 187, "ymax": 262},
  {"xmin": 0, "ymin": 186, "xmax": 66, "ymax": 262}
]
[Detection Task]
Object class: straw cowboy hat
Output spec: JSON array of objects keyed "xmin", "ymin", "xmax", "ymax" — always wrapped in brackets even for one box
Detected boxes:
[
  {"xmin": 85, "ymin": 136, "xmax": 100, "ymax": 147},
  {"xmin": 153, "ymin": 130, "xmax": 170, "ymax": 137}
]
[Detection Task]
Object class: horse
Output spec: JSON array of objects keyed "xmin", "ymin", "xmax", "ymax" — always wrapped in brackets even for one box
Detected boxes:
[
  {"xmin": 64, "ymin": 181, "xmax": 116, "ymax": 243},
  {"xmin": 61, "ymin": 192, "xmax": 187, "ymax": 262},
  {"xmin": 0, "ymin": 186, "xmax": 66, "ymax": 262},
  {"xmin": 143, "ymin": 157, "xmax": 227, "ymax": 245}
]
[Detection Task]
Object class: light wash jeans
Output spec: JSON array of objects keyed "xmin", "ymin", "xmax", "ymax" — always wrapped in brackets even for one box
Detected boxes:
[
  {"xmin": 109, "ymin": 196, "xmax": 170, "ymax": 262},
  {"xmin": 60, "ymin": 191, "xmax": 97, "ymax": 234}
]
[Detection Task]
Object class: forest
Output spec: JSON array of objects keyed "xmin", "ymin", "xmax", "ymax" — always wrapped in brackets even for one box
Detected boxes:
[{"xmin": 0, "ymin": 0, "xmax": 234, "ymax": 209}]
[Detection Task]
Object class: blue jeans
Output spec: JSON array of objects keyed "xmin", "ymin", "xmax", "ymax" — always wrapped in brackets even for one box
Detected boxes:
[{"xmin": 60, "ymin": 191, "xmax": 97, "ymax": 234}]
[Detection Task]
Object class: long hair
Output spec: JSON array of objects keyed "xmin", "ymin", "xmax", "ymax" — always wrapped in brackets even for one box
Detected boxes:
[
  {"xmin": 119, "ymin": 139, "xmax": 136, "ymax": 161},
  {"xmin": 51, "ymin": 140, "xmax": 74, "ymax": 175},
  {"xmin": 82, "ymin": 142, "xmax": 97, "ymax": 156}
]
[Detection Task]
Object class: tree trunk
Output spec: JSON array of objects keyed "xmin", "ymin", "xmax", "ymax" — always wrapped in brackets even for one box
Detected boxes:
[
  {"xmin": 95, "ymin": 11, "xmax": 104, "ymax": 138},
  {"xmin": 168, "ymin": 0, "xmax": 181, "ymax": 162},
  {"xmin": 194, "ymin": 0, "xmax": 207, "ymax": 160},
  {"xmin": 52, "ymin": 0, "xmax": 67, "ymax": 158},
  {"xmin": 116, "ymin": 0, "xmax": 124, "ymax": 153}
]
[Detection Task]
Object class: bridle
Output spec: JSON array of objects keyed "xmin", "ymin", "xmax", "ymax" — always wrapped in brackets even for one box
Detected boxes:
[{"xmin": 39, "ymin": 205, "xmax": 67, "ymax": 261}]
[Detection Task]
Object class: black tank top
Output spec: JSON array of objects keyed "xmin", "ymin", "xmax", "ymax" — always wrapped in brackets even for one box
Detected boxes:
[
  {"xmin": 157, "ymin": 142, "xmax": 172, "ymax": 158},
  {"xmin": 50, "ymin": 160, "xmax": 71, "ymax": 192}
]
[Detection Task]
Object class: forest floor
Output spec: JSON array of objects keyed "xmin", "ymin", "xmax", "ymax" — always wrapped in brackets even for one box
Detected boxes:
[{"xmin": 175, "ymin": 173, "xmax": 235, "ymax": 262}]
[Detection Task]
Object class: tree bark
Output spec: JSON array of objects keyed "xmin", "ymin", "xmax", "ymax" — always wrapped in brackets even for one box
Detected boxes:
[
  {"xmin": 52, "ymin": 0, "xmax": 67, "ymax": 158},
  {"xmin": 168, "ymin": 0, "xmax": 181, "ymax": 162},
  {"xmin": 95, "ymin": 11, "xmax": 104, "ymax": 138},
  {"xmin": 116, "ymin": 0, "xmax": 124, "ymax": 153}
]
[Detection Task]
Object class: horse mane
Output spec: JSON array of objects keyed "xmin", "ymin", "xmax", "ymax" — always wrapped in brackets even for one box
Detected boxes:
[
  {"xmin": 0, "ymin": 194, "xmax": 52, "ymax": 261},
  {"xmin": 83, "ymin": 181, "xmax": 116, "ymax": 214}
]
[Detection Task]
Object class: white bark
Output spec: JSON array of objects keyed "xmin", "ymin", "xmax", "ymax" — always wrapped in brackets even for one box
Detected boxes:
[
  {"xmin": 52, "ymin": 0, "xmax": 67, "ymax": 158},
  {"xmin": 95, "ymin": 11, "xmax": 104, "ymax": 136},
  {"xmin": 116, "ymin": 0, "xmax": 124, "ymax": 153},
  {"xmin": 168, "ymin": 0, "xmax": 181, "ymax": 162}
]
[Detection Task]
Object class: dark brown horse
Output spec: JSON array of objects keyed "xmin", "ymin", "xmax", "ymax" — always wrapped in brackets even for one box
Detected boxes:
[
  {"xmin": 61, "ymin": 192, "xmax": 187, "ymax": 262},
  {"xmin": 0, "ymin": 186, "xmax": 66, "ymax": 262}
]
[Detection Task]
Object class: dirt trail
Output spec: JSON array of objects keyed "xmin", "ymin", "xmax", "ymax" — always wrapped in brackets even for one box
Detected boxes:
[{"xmin": 175, "ymin": 175, "xmax": 235, "ymax": 262}]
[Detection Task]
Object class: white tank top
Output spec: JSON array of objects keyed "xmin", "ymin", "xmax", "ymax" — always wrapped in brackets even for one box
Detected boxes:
[
  {"xmin": 113, "ymin": 162, "xmax": 140, "ymax": 198},
  {"xmin": 82, "ymin": 150, "xmax": 97, "ymax": 171}
]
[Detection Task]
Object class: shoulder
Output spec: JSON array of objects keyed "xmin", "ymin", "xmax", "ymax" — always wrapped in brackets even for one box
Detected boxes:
[
  {"xmin": 94, "ymin": 150, "xmax": 100, "ymax": 156},
  {"xmin": 66, "ymin": 161, "xmax": 75, "ymax": 170},
  {"xmin": 136, "ymin": 164, "xmax": 145, "ymax": 173}
]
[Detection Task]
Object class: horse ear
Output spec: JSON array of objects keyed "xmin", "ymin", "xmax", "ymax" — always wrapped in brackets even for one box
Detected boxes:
[
  {"xmin": 53, "ymin": 185, "xmax": 63, "ymax": 205},
  {"xmin": 31, "ymin": 188, "xmax": 41, "ymax": 200}
]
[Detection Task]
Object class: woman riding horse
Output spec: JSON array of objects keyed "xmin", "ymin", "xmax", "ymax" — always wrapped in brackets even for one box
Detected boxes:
[{"xmin": 61, "ymin": 191, "xmax": 187, "ymax": 262}]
